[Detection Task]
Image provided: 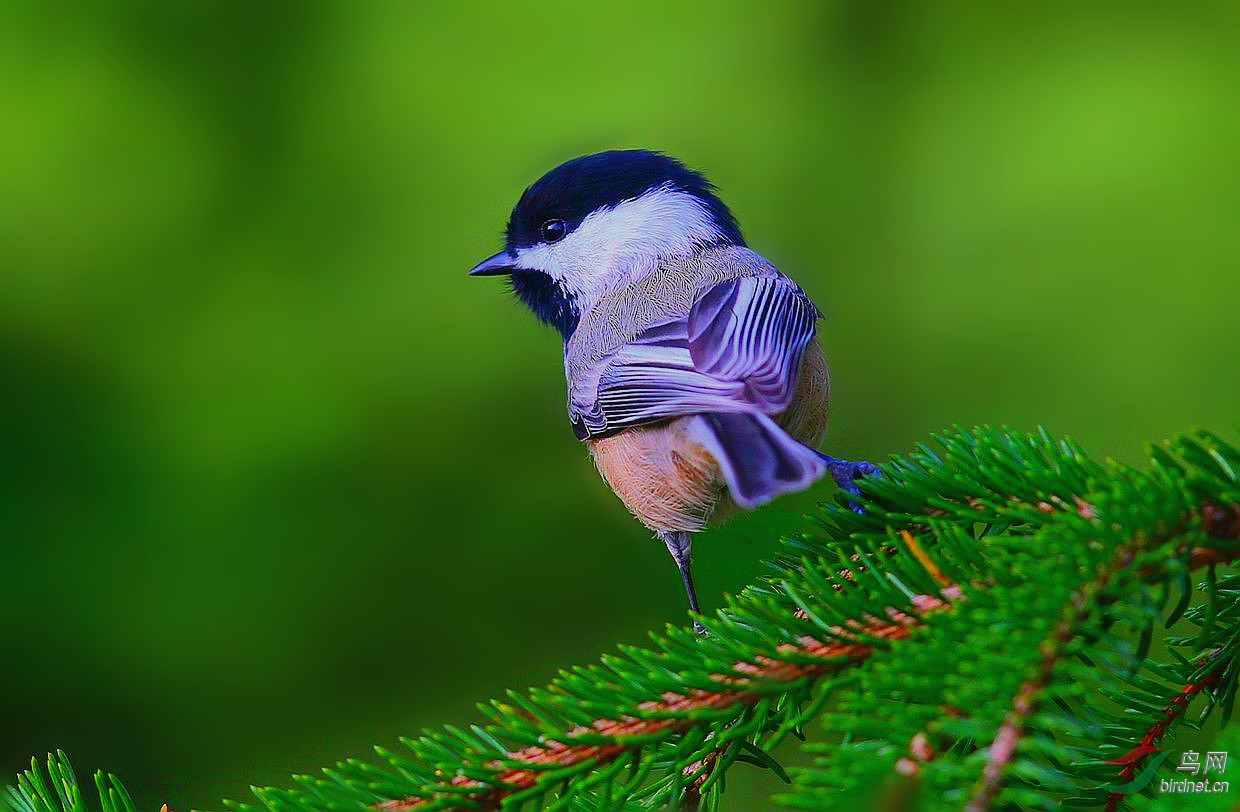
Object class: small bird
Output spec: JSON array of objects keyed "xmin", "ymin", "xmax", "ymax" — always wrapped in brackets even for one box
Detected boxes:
[{"xmin": 470, "ymin": 150, "xmax": 876, "ymax": 628}]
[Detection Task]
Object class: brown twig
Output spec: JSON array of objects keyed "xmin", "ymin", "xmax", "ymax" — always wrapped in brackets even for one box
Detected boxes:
[
  {"xmin": 965, "ymin": 542, "xmax": 1126, "ymax": 812},
  {"xmin": 1102, "ymin": 667, "xmax": 1223, "ymax": 812},
  {"xmin": 681, "ymin": 737, "xmax": 721, "ymax": 809},
  {"xmin": 376, "ymin": 597, "xmax": 956, "ymax": 812}
]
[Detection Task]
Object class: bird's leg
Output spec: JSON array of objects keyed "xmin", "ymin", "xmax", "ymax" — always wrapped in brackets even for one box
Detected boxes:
[
  {"xmin": 817, "ymin": 454, "xmax": 882, "ymax": 512},
  {"xmin": 659, "ymin": 530, "xmax": 706, "ymax": 635}
]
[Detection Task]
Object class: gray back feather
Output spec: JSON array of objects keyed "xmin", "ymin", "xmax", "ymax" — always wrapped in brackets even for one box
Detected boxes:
[{"xmin": 564, "ymin": 245, "xmax": 785, "ymax": 419}]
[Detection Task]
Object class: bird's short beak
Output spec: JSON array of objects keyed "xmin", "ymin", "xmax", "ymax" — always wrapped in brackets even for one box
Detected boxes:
[{"xmin": 469, "ymin": 251, "xmax": 516, "ymax": 277}]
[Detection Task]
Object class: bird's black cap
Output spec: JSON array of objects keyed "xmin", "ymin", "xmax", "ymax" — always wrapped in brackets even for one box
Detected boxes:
[{"xmin": 504, "ymin": 150, "xmax": 745, "ymax": 251}]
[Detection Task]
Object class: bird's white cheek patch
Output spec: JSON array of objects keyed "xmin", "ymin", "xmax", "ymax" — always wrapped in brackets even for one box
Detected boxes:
[{"xmin": 513, "ymin": 187, "xmax": 724, "ymax": 306}]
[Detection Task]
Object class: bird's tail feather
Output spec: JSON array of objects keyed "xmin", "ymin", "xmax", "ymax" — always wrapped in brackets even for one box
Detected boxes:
[{"xmin": 697, "ymin": 412, "xmax": 826, "ymax": 509}]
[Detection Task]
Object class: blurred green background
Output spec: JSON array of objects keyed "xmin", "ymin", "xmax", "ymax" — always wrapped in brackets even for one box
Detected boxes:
[{"xmin": 1, "ymin": 2, "xmax": 1237, "ymax": 809}]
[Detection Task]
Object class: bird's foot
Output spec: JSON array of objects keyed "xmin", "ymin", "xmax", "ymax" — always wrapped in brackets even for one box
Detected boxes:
[
  {"xmin": 818, "ymin": 454, "xmax": 881, "ymax": 512},
  {"xmin": 821, "ymin": 456, "xmax": 881, "ymax": 495}
]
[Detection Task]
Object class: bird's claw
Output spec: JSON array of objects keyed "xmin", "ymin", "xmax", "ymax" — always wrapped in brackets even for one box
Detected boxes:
[{"xmin": 819, "ymin": 455, "xmax": 881, "ymax": 513}]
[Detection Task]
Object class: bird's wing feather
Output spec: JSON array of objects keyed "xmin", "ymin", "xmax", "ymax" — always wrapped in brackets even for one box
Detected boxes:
[{"xmin": 578, "ymin": 276, "xmax": 818, "ymax": 437}]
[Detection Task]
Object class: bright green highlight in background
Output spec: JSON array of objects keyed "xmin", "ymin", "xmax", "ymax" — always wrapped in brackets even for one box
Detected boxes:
[{"xmin": 1, "ymin": 2, "xmax": 1237, "ymax": 809}]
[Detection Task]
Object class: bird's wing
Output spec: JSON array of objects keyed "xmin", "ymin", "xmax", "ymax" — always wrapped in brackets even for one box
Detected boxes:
[{"xmin": 575, "ymin": 275, "xmax": 818, "ymax": 438}]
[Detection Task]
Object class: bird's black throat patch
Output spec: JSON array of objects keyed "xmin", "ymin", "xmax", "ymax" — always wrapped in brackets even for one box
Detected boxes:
[{"xmin": 508, "ymin": 270, "xmax": 580, "ymax": 339}]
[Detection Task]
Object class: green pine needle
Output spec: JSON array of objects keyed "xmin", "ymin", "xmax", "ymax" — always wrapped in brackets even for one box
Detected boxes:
[{"xmin": 8, "ymin": 425, "xmax": 1240, "ymax": 812}]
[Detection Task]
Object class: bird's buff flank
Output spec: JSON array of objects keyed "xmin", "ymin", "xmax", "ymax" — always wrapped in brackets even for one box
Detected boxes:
[{"xmin": 470, "ymin": 150, "xmax": 876, "ymax": 631}]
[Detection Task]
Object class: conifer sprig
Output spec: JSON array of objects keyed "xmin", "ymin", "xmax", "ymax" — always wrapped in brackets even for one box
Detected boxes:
[{"xmin": 6, "ymin": 426, "xmax": 1240, "ymax": 812}]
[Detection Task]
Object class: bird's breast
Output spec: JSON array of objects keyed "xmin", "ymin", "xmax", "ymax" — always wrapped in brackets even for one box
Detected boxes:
[{"xmin": 588, "ymin": 416, "xmax": 724, "ymax": 533}]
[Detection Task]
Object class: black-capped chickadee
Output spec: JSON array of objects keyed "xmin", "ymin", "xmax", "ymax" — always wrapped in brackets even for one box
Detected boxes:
[{"xmin": 471, "ymin": 150, "xmax": 875, "ymax": 628}]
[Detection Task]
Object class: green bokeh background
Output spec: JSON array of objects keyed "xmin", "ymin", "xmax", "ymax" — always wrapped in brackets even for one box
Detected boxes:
[{"xmin": 2, "ymin": 3, "xmax": 1237, "ymax": 809}]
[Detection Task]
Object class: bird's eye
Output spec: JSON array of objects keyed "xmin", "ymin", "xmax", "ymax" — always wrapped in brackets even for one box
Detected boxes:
[{"xmin": 541, "ymin": 219, "xmax": 567, "ymax": 244}]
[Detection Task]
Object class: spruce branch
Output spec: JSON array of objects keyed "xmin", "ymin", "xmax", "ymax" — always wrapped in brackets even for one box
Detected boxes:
[
  {"xmin": 373, "ymin": 585, "xmax": 955, "ymax": 812},
  {"xmin": 785, "ymin": 429, "xmax": 1240, "ymax": 811},
  {"xmin": 7, "ymin": 425, "xmax": 1240, "ymax": 812},
  {"xmin": 966, "ymin": 531, "xmax": 1167, "ymax": 811}
]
